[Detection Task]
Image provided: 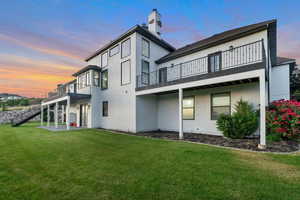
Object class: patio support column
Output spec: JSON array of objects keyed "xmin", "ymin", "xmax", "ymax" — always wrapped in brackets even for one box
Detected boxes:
[
  {"xmin": 179, "ymin": 88, "xmax": 183, "ymax": 139},
  {"xmin": 40, "ymin": 105, "xmax": 44, "ymax": 126},
  {"xmin": 259, "ymin": 70, "xmax": 266, "ymax": 149},
  {"xmin": 55, "ymin": 102, "xmax": 58, "ymax": 128},
  {"xmin": 61, "ymin": 105, "xmax": 65, "ymax": 123},
  {"xmin": 47, "ymin": 104, "xmax": 50, "ymax": 127},
  {"xmin": 66, "ymin": 96, "xmax": 70, "ymax": 130}
]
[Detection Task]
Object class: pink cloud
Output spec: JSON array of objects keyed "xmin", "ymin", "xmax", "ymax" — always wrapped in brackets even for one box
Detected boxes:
[{"xmin": 278, "ymin": 22, "xmax": 300, "ymax": 64}]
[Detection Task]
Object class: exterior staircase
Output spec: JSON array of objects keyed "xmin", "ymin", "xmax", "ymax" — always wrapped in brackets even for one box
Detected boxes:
[{"xmin": 11, "ymin": 106, "xmax": 44, "ymax": 127}]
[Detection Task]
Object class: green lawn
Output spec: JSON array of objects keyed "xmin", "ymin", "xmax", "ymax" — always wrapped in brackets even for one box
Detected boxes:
[{"xmin": 1, "ymin": 123, "xmax": 300, "ymax": 200}]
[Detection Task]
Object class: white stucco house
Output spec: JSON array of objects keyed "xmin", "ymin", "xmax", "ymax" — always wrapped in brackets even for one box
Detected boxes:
[{"xmin": 41, "ymin": 9, "xmax": 297, "ymax": 148}]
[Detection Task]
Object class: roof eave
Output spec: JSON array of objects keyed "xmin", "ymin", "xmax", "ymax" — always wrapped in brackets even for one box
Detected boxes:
[
  {"xmin": 72, "ymin": 65, "xmax": 101, "ymax": 77},
  {"xmin": 85, "ymin": 25, "xmax": 175, "ymax": 62},
  {"xmin": 273, "ymin": 60, "xmax": 296, "ymax": 67}
]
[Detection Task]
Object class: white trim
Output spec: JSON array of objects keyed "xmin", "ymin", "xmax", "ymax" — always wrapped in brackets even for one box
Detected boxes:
[
  {"xmin": 179, "ymin": 88, "xmax": 183, "ymax": 139},
  {"xmin": 47, "ymin": 104, "xmax": 50, "ymax": 127},
  {"xmin": 55, "ymin": 102, "xmax": 58, "ymax": 128},
  {"xmin": 61, "ymin": 105, "xmax": 65, "ymax": 123},
  {"xmin": 42, "ymin": 96, "xmax": 68, "ymax": 106},
  {"xmin": 136, "ymin": 69, "xmax": 264, "ymax": 96},
  {"xmin": 66, "ymin": 96, "xmax": 70, "ymax": 130},
  {"xmin": 259, "ymin": 70, "xmax": 266, "ymax": 147}
]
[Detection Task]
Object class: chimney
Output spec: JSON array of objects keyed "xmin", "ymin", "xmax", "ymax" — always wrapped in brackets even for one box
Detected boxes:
[{"xmin": 147, "ymin": 9, "xmax": 162, "ymax": 38}]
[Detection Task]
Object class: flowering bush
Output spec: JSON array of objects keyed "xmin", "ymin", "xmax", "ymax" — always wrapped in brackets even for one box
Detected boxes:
[{"xmin": 266, "ymin": 100, "xmax": 300, "ymax": 140}]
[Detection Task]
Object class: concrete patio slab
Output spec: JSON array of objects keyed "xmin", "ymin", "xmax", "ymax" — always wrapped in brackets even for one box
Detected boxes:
[{"xmin": 38, "ymin": 125, "xmax": 86, "ymax": 132}]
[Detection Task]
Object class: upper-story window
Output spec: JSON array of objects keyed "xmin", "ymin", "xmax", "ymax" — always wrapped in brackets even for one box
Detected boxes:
[
  {"xmin": 109, "ymin": 45, "xmax": 119, "ymax": 57},
  {"xmin": 121, "ymin": 60, "xmax": 131, "ymax": 85},
  {"xmin": 141, "ymin": 60, "xmax": 150, "ymax": 85},
  {"xmin": 93, "ymin": 71, "xmax": 100, "ymax": 87},
  {"xmin": 208, "ymin": 52, "xmax": 221, "ymax": 72},
  {"xmin": 142, "ymin": 39, "xmax": 150, "ymax": 58},
  {"xmin": 86, "ymin": 71, "xmax": 90, "ymax": 86},
  {"xmin": 78, "ymin": 74, "xmax": 86, "ymax": 89},
  {"xmin": 101, "ymin": 69, "xmax": 108, "ymax": 90},
  {"xmin": 68, "ymin": 84, "xmax": 74, "ymax": 93},
  {"xmin": 101, "ymin": 52, "xmax": 108, "ymax": 67},
  {"xmin": 121, "ymin": 38, "xmax": 131, "ymax": 58},
  {"xmin": 77, "ymin": 72, "xmax": 92, "ymax": 89}
]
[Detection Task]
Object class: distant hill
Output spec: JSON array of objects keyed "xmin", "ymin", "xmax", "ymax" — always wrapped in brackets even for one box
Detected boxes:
[
  {"xmin": 0, "ymin": 93, "xmax": 26, "ymax": 101},
  {"xmin": 0, "ymin": 93, "xmax": 24, "ymax": 98}
]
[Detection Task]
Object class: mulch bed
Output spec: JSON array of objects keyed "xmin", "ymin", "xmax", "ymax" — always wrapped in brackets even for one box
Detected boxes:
[{"xmin": 127, "ymin": 131, "xmax": 299, "ymax": 153}]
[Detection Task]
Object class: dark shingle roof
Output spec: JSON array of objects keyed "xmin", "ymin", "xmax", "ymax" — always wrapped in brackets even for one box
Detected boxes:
[
  {"xmin": 156, "ymin": 19, "xmax": 277, "ymax": 64},
  {"xmin": 276, "ymin": 56, "xmax": 296, "ymax": 66},
  {"xmin": 85, "ymin": 25, "xmax": 175, "ymax": 61},
  {"xmin": 72, "ymin": 65, "xmax": 101, "ymax": 77}
]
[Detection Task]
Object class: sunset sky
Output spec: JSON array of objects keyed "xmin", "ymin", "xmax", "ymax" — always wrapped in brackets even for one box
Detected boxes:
[{"xmin": 0, "ymin": 0, "xmax": 299, "ymax": 97}]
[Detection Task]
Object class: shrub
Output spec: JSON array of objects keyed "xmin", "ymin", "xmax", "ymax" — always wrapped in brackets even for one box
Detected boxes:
[
  {"xmin": 266, "ymin": 132, "xmax": 282, "ymax": 142},
  {"xmin": 217, "ymin": 99, "xmax": 259, "ymax": 139},
  {"xmin": 266, "ymin": 100, "xmax": 300, "ymax": 140}
]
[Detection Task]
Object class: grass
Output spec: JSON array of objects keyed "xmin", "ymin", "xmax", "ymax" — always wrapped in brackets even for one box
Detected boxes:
[{"xmin": 0, "ymin": 123, "xmax": 300, "ymax": 200}]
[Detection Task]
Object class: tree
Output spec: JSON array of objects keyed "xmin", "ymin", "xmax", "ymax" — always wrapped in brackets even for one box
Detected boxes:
[
  {"xmin": 1, "ymin": 102, "xmax": 6, "ymax": 111},
  {"xmin": 19, "ymin": 99, "xmax": 29, "ymax": 106},
  {"xmin": 291, "ymin": 67, "xmax": 300, "ymax": 100}
]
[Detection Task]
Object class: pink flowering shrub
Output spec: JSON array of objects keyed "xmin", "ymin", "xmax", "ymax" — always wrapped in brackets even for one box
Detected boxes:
[{"xmin": 267, "ymin": 100, "xmax": 300, "ymax": 140}]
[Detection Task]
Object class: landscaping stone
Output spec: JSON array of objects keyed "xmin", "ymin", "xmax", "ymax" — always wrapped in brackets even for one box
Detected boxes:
[
  {"xmin": 0, "ymin": 105, "xmax": 40, "ymax": 124},
  {"xmin": 128, "ymin": 131, "xmax": 299, "ymax": 153}
]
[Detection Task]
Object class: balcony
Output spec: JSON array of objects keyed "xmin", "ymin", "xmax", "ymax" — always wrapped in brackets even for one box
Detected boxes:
[
  {"xmin": 136, "ymin": 40, "xmax": 265, "ymax": 91},
  {"xmin": 44, "ymin": 84, "xmax": 80, "ymax": 103}
]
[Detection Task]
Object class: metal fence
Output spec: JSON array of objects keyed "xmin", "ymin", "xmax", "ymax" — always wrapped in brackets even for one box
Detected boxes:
[{"xmin": 137, "ymin": 40, "xmax": 264, "ymax": 89}]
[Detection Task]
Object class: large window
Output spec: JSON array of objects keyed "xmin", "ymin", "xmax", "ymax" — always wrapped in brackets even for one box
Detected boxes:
[
  {"xmin": 102, "ymin": 101, "xmax": 108, "ymax": 117},
  {"xmin": 109, "ymin": 45, "xmax": 119, "ymax": 57},
  {"xmin": 93, "ymin": 71, "xmax": 100, "ymax": 87},
  {"xmin": 101, "ymin": 69, "xmax": 108, "ymax": 90},
  {"xmin": 101, "ymin": 52, "xmax": 108, "ymax": 67},
  {"xmin": 183, "ymin": 97, "xmax": 195, "ymax": 120},
  {"xmin": 211, "ymin": 93, "xmax": 230, "ymax": 120},
  {"xmin": 141, "ymin": 60, "xmax": 150, "ymax": 85},
  {"xmin": 208, "ymin": 52, "xmax": 221, "ymax": 72},
  {"xmin": 86, "ymin": 71, "xmax": 90, "ymax": 86},
  {"xmin": 68, "ymin": 84, "xmax": 74, "ymax": 93},
  {"xmin": 121, "ymin": 60, "xmax": 131, "ymax": 85},
  {"xmin": 121, "ymin": 38, "xmax": 131, "ymax": 58},
  {"xmin": 142, "ymin": 39, "xmax": 150, "ymax": 57},
  {"xmin": 78, "ymin": 74, "xmax": 86, "ymax": 89}
]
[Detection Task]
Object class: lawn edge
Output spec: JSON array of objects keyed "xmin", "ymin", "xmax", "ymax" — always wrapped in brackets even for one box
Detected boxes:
[{"xmin": 97, "ymin": 128, "xmax": 300, "ymax": 155}]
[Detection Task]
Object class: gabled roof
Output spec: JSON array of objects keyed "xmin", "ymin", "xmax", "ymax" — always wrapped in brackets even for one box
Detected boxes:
[
  {"xmin": 85, "ymin": 25, "xmax": 175, "ymax": 62},
  {"xmin": 72, "ymin": 65, "xmax": 101, "ymax": 77},
  {"xmin": 275, "ymin": 56, "xmax": 296, "ymax": 66},
  {"xmin": 156, "ymin": 19, "xmax": 277, "ymax": 64}
]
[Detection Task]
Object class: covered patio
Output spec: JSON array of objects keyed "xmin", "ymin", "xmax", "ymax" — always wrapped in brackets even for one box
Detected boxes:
[
  {"xmin": 41, "ymin": 93, "xmax": 91, "ymax": 130},
  {"xmin": 136, "ymin": 68, "xmax": 268, "ymax": 149}
]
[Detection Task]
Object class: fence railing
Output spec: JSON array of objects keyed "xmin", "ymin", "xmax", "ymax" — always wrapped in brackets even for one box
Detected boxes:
[{"xmin": 137, "ymin": 39, "xmax": 265, "ymax": 89}]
